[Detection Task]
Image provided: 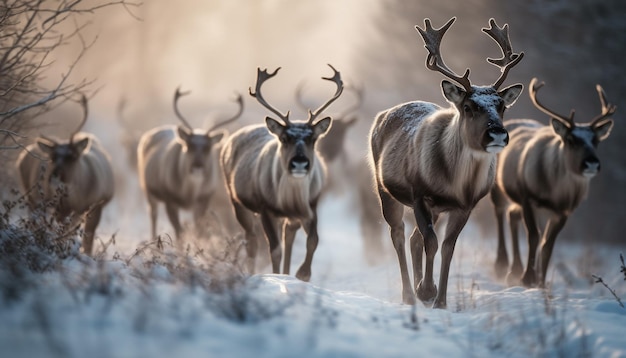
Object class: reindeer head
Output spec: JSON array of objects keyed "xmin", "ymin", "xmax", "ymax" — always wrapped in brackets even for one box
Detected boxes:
[
  {"xmin": 37, "ymin": 95, "xmax": 90, "ymax": 182},
  {"xmin": 416, "ymin": 18, "xmax": 524, "ymax": 154},
  {"xmin": 250, "ymin": 65, "xmax": 343, "ymax": 178},
  {"xmin": 173, "ymin": 87, "xmax": 243, "ymax": 172},
  {"xmin": 530, "ymin": 78, "xmax": 615, "ymax": 178}
]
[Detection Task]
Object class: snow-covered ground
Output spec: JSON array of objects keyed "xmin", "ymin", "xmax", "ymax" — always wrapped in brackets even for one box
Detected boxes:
[{"xmin": 1, "ymin": 181, "xmax": 625, "ymax": 358}]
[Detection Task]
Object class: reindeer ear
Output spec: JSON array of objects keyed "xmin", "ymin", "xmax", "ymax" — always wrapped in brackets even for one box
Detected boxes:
[
  {"xmin": 37, "ymin": 139, "xmax": 55, "ymax": 155},
  {"xmin": 177, "ymin": 125, "xmax": 192, "ymax": 142},
  {"xmin": 74, "ymin": 137, "xmax": 90, "ymax": 154},
  {"xmin": 265, "ymin": 117, "xmax": 285, "ymax": 136},
  {"xmin": 594, "ymin": 119, "xmax": 614, "ymax": 141},
  {"xmin": 313, "ymin": 117, "xmax": 332, "ymax": 138},
  {"xmin": 209, "ymin": 129, "xmax": 226, "ymax": 145},
  {"xmin": 499, "ymin": 84, "xmax": 523, "ymax": 108},
  {"xmin": 551, "ymin": 118, "xmax": 570, "ymax": 138},
  {"xmin": 441, "ymin": 80, "xmax": 466, "ymax": 105}
]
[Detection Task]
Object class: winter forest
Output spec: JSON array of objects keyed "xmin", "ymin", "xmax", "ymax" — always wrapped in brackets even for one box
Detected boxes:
[{"xmin": 1, "ymin": 1, "xmax": 625, "ymax": 357}]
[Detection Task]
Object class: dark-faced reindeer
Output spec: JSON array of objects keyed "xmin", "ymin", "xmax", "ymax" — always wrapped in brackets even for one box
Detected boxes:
[
  {"xmin": 221, "ymin": 65, "xmax": 343, "ymax": 280},
  {"xmin": 16, "ymin": 95, "xmax": 115, "ymax": 256},
  {"xmin": 369, "ymin": 18, "xmax": 524, "ymax": 308},
  {"xmin": 491, "ymin": 78, "xmax": 615, "ymax": 287},
  {"xmin": 137, "ymin": 88, "xmax": 243, "ymax": 241}
]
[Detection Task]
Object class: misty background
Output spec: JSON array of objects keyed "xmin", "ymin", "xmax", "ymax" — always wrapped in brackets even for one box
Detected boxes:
[{"xmin": 11, "ymin": 0, "xmax": 625, "ymax": 244}]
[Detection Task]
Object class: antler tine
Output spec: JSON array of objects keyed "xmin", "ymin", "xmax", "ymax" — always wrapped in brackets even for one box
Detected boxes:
[
  {"xmin": 529, "ymin": 78, "xmax": 575, "ymax": 126},
  {"xmin": 70, "ymin": 93, "xmax": 89, "ymax": 144},
  {"xmin": 591, "ymin": 84, "xmax": 617, "ymax": 125},
  {"xmin": 307, "ymin": 64, "xmax": 344, "ymax": 124},
  {"xmin": 415, "ymin": 17, "xmax": 472, "ymax": 92},
  {"xmin": 249, "ymin": 67, "xmax": 291, "ymax": 124},
  {"xmin": 482, "ymin": 18, "xmax": 525, "ymax": 89},
  {"xmin": 207, "ymin": 92, "xmax": 245, "ymax": 132},
  {"xmin": 39, "ymin": 134, "xmax": 57, "ymax": 145},
  {"xmin": 336, "ymin": 82, "xmax": 365, "ymax": 119},
  {"xmin": 173, "ymin": 86, "xmax": 194, "ymax": 130}
]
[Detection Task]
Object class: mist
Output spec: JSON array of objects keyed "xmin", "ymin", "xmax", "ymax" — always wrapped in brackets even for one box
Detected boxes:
[{"xmin": 37, "ymin": 0, "xmax": 626, "ymax": 244}]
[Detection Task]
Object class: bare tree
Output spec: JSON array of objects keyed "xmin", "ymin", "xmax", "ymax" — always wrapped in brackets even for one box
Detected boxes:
[{"xmin": 0, "ymin": 0, "xmax": 140, "ymax": 156}]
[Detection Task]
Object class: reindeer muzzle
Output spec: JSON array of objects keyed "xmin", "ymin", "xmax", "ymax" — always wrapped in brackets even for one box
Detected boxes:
[
  {"xmin": 582, "ymin": 158, "xmax": 600, "ymax": 178},
  {"xmin": 484, "ymin": 127, "xmax": 509, "ymax": 153},
  {"xmin": 289, "ymin": 156, "xmax": 310, "ymax": 178}
]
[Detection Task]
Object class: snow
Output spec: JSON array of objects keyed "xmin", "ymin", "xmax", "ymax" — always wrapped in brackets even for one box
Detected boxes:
[{"xmin": 1, "ymin": 187, "xmax": 625, "ymax": 358}]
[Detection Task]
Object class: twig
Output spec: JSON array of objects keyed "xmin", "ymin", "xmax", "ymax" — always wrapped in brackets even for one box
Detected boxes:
[{"xmin": 592, "ymin": 274, "xmax": 624, "ymax": 308}]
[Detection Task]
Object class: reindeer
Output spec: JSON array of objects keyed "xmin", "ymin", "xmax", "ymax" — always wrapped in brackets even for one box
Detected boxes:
[
  {"xmin": 220, "ymin": 65, "xmax": 343, "ymax": 280},
  {"xmin": 137, "ymin": 88, "xmax": 243, "ymax": 241},
  {"xmin": 16, "ymin": 95, "xmax": 115, "ymax": 256},
  {"xmin": 369, "ymin": 18, "xmax": 524, "ymax": 308},
  {"xmin": 491, "ymin": 78, "xmax": 615, "ymax": 287}
]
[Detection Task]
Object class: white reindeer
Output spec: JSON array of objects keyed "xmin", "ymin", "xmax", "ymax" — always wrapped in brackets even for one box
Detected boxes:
[
  {"xmin": 369, "ymin": 18, "xmax": 524, "ymax": 308},
  {"xmin": 220, "ymin": 65, "xmax": 343, "ymax": 280},
  {"xmin": 137, "ymin": 88, "xmax": 243, "ymax": 241},
  {"xmin": 491, "ymin": 78, "xmax": 615, "ymax": 287},
  {"xmin": 16, "ymin": 95, "xmax": 115, "ymax": 255}
]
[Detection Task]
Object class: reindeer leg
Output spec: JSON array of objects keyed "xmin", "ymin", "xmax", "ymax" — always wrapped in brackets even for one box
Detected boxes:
[
  {"xmin": 296, "ymin": 213, "xmax": 319, "ymax": 282},
  {"xmin": 506, "ymin": 205, "xmax": 524, "ymax": 285},
  {"xmin": 83, "ymin": 205, "xmax": 103, "ymax": 256},
  {"xmin": 413, "ymin": 198, "xmax": 438, "ymax": 304},
  {"xmin": 165, "ymin": 203, "xmax": 183, "ymax": 241},
  {"xmin": 490, "ymin": 187, "xmax": 509, "ymax": 279},
  {"xmin": 432, "ymin": 209, "xmax": 470, "ymax": 309},
  {"xmin": 538, "ymin": 214, "xmax": 567, "ymax": 287},
  {"xmin": 520, "ymin": 202, "xmax": 540, "ymax": 287},
  {"xmin": 147, "ymin": 196, "xmax": 158, "ymax": 240},
  {"xmin": 378, "ymin": 188, "xmax": 413, "ymax": 304},
  {"xmin": 282, "ymin": 219, "xmax": 301, "ymax": 275},
  {"xmin": 260, "ymin": 212, "xmax": 281, "ymax": 274},
  {"xmin": 192, "ymin": 196, "xmax": 210, "ymax": 238},
  {"xmin": 232, "ymin": 201, "xmax": 259, "ymax": 274}
]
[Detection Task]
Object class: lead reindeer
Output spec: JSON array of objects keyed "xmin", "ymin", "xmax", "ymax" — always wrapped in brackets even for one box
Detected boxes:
[
  {"xmin": 221, "ymin": 65, "xmax": 343, "ymax": 280},
  {"xmin": 137, "ymin": 88, "xmax": 243, "ymax": 241},
  {"xmin": 370, "ymin": 17, "xmax": 524, "ymax": 308},
  {"xmin": 16, "ymin": 95, "xmax": 115, "ymax": 256},
  {"xmin": 491, "ymin": 78, "xmax": 615, "ymax": 287}
]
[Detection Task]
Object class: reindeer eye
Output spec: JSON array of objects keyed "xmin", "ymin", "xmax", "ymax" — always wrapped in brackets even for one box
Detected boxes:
[{"xmin": 463, "ymin": 104, "xmax": 472, "ymax": 114}]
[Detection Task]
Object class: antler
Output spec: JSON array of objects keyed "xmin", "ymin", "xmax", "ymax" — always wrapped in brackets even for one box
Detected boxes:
[
  {"xmin": 70, "ymin": 94, "xmax": 89, "ymax": 144},
  {"xmin": 415, "ymin": 17, "xmax": 472, "ymax": 92},
  {"xmin": 336, "ymin": 82, "xmax": 364, "ymax": 118},
  {"xmin": 591, "ymin": 84, "xmax": 616, "ymax": 126},
  {"xmin": 173, "ymin": 86, "xmax": 194, "ymax": 130},
  {"xmin": 306, "ymin": 64, "xmax": 344, "ymax": 124},
  {"xmin": 529, "ymin": 78, "xmax": 575, "ymax": 126},
  {"xmin": 207, "ymin": 93, "xmax": 245, "ymax": 132},
  {"xmin": 482, "ymin": 18, "xmax": 525, "ymax": 89},
  {"xmin": 249, "ymin": 67, "xmax": 291, "ymax": 124}
]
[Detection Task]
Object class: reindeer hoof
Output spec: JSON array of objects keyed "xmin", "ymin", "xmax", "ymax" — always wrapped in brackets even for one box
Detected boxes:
[
  {"xmin": 402, "ymin": 290, "xmax": 417, "ymax": 305},
  {"xmin": 416, "ymin": 280, "xmax": 437, "ymax": 303},
  {"xmin": 432, "ymin": 297, "xmax": 447, "ymax": 310},
  {"xmin": 505, "ymin": 271, "xmax": 522, "ymax": 287},
  {"xmin": 494, "ymin": 258, "xmax": 509, "ymax": 280},
  {"xmin": 521, "ymin": 269, "xmax": 537, "ymax": 287},
  {"xmin": 295, "ymin": 267, "xmax": 311, "ymax": 282}
]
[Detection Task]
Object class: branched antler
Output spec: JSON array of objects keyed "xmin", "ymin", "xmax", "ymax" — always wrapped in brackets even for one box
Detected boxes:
[
  {"xmin": 249, "ymin": 67, "xmax": 291, "ymax": 124},
  {"xmin": 173, "ymin": 86, "xmax": 193, "ymax": 130},
  {"xmin": 529, "ymin": 78, "xmax": 575, "ymax": 126},
  {"xmin": 207, "ymin": 93, "xmax": 244, "ymax": 132},
  {"xmin": 482, "ymin": 18, "xmax": 525, "ymax": 89},
  {"xmin": 592, "ymin": 85, "xmax": 616, "ymax": 126},
  {"xmin": 307, "ymin": 64, "xmax": 344, "ymax": 124},
  {"xmin": 70, "ymin": 94, "xmax": 89, "ymax": 144},
  {"xmin": 415, "ymin": 17, "xmax": 472, "ymax": 92}
]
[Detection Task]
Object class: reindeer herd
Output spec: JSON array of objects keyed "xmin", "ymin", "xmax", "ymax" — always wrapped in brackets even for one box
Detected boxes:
[{"xmin": 14, "ymin": 18, "xmax": 616, "ymax": 309}]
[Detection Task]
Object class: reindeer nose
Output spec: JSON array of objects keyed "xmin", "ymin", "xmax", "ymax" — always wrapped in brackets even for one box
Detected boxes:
[
  {"xmin": 582, "ymin": 159, "xmax": 600, "ymax": 178},
  {"xmin": 485, "ymin": 127, "xmax": 509, "ymax": 153},
  {"xmin": 289, "ymin": 156, "xmax": 310, "ymax": 177}
]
